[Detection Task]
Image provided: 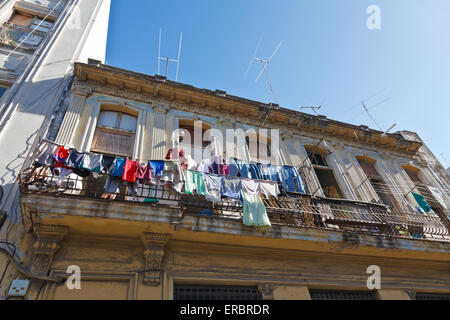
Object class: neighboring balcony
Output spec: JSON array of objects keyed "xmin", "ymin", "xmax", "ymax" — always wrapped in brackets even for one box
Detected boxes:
[{"xmin": 18, "ymin": 165, "xmax": 450, "ymax": 247}]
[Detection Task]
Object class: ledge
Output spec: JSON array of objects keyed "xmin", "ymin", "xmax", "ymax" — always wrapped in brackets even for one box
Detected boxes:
[{"xmin": 20, "ymin": 193, "xmax": 450, "ymax": 262}]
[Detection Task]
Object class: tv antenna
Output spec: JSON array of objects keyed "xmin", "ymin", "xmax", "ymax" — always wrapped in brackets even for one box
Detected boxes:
[
  {"xmin": 300, "ymin": 98, "xmax": 328, "ymax": 116},
  {"xmin": 300, "ymin": 106, "xmax": 322, "ymax": 116},
  {"xmin": 158, "ymin": 28, "xmax": 183, "ymax": 81},
  {"xmin": 244, "ymin": 33, "xmax": 282, "ymax": 105},
  {"xmin": 361, "ymin": 101, "xmax": 396, "ymax": 134}
]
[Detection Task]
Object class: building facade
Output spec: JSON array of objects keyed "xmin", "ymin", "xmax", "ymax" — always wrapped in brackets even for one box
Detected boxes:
[
  {"xmin": 1, "ymin": 62, "xmax": 447, "ymax": 300},
  {"xmin": 0, "ymin": 0, "xmax": 111, "ymax": 299}
]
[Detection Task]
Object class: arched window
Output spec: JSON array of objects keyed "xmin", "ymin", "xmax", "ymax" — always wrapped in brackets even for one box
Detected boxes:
[
  {"xmin": 91, "ymin": 108, "xmax": 138, "ymax": 157},
  {"xmin": 177, "ymin": 119, "xmax": 212, "ymax": 157}
]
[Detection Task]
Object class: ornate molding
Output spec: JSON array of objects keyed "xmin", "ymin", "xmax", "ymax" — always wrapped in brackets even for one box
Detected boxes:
[
  {"xmin": 31, "ymin": 224, "xmax": 68, "ymax": 275},
  {"xmin": 141, "ymin": 232, "xmax": 170, "ymax": 286}
]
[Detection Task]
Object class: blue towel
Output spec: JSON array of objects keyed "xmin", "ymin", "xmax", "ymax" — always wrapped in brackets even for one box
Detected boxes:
[
  {"xmin": 110, "ymin": 158, "xmax": 126, "ymax": 177},
  {"xmin": 150, "ymin": 160, "xmax": 165, "ymax": 176},
  {"xmin": 280, "ymin": 166, "xmax": 305, "ymax": 193}
]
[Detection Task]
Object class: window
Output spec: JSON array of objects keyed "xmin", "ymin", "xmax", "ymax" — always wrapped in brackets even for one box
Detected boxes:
[
  {"xmin": 306, "ymin": 146, "xmax": 343, "ymax": 199},
  {"xmin": 174, "ymin": 285, "xmax": 262, "ymax": 300},
  {"xmin": 246, "ymin": 133, "xmax": 272, "ymax": 163},
  {"xmin": 91, "ymin": 110, "xmax": 137, "ymax": 158},
  {"xmin": 0, "ymin": 27, "xmax": 42, "ymax": 46},
  {"xmin": 309, "ymin": 289, "xmax": 378, "ymax": 300},
  {"xmin": 0, "ymin": 52, "xmax": 24, "ymax": 71},
  {"xmin": 9, "ymin": 12, "xmax": 34, "ymax": 27},
  {"xmin": 178, "ymin": 120, "xmax": 212, "ymax": 157},
  {"xmin": 30, "ymin": 18, "xmax": 53, "ymax": 33},
  {"xmin": 0, "ymin": 84, "xmax": 9, "ymax": 99},
  {"xmin": 414, "ymin": 292, "xmax": 450, "ymax": 300},
  {"xmin": 403, "ymin": 165, "xmax": 445, "ymax": 214},
  {"xmin": 24, "ymin": 0, "xmax": 60, "ymax": 10},
  {"xmin": 357, "ymin": 156, "xmax": 400, "ymax": 212}
]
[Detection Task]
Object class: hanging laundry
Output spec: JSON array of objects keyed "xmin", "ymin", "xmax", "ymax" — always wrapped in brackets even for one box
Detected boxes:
[
  {"xmin": 53, "ymin": 162, "xmax": 73, "ymax": 186},
  {"xmin": 412, "ymin": 192, "xmax": 432, "ymax": 213},
  {"xmin": 184, "ymin": 153, "xmax": 198, "ymax": 170},
  {"xmin": 72, "ymin": 168, "xmax": 91, "ymax": 178},
  {"xmin": 136, "ymin": 162, "xmax": 152, "ymax": 184},
  {"xmin": 126, "ymin": 182, "xmax": 138, "ymax": 196},
  {"xmin": 160, "ymin": 161, "xmax": 184, "ymax": 193},
  {"xmin": 150, "ymin": 161, "xmax": 165, "ymax": 176},
  {"xmin": 122, "ymin": 159, "xmax": 138, "ymax": 183},
  {"xmin": 166, "ymin": 147, "xmax": 185, "ymax": 160},
  {"xmin": 428, "ymin": 186, "xmax": 448, "ymax": 210},
  {"xmin": 53, "ymin": 146, "xmax": 70, "ymax": 163},
  {"xmin": 212, "ymin": 156, "xmax": 227, "ymax": 175},
  {"xmin": 221, "ymin": 177, "xmax": 243, "ymax": 202},
  {"xmin": 261, "ymin": 164, "xmax": 282, "ymax": 182},
  {"xmin": 66, "ymin": 149, "xmax": 85, "ymax": 168},
  {"xmin": 100, "ymin": 155, "xmax": 115, "ymax": 174},
  {"xmin": 204, "ymin": 173, "xmax": 223, "ymax": 203},
  {"xmin": 198, "ymin": 158, "xmax": 214, "ymax": 174},
  {"xmin": 229, "ymin": 158, "xmax": 250, "ymax": 178},
  {"xmin": 104, "ymin": 176, "xmax": 121, "ymax": 194},
  {"xmin": 34, "ymin": 140, "xmax": 58, "ymax": 167},
  {"xmin": 249, "ymin": 162, "xmax": 263, "ymax": 180},
  {"xmin": 280, "ymin": 166, "xmax": 305, "ymax": 193},
  {"xmin": 184, "ymin": 170, "xmax": 207, "ymax": 196},
  {"xmin": 260, "ymin": 182, "xmax": 280, "ymax": 199},
  {"xmin": 81, "ymin": 153, "xmax": 102, "ymax": 173},
  {"xmin": 109, "ymin": 157, "xmax": 126, "ymax": 177},
  {"xmin": 241, "ymin": 179, "xmax": 271, "ymax": 227}
]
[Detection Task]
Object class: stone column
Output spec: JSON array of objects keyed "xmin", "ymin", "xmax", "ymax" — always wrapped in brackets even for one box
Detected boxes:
[
  {"xmin": 31, "ymin": 224, "xmax": 68, "ymax": 275},
  {"xmin": 55, "ymin": 93, "xmax": 88, "ymax": 146},
  {"xmin": 141, "ymin": 232, "xmax": 170, "ymax": 286},
  {"xmin": 150, "ymin": 105, "xmax": 169, "ymax": 160},
  {"xmin": 133, "ymin": 110, "xmax": 147, "ymax": 160}
]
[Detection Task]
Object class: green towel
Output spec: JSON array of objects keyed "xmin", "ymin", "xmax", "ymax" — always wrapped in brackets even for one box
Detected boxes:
[
  {"xmin": 185, "ymin": 170, "xmax": 207, "ymax": 196},
  {"xmin": 412, "ymin": 192, "xmax": 431, "ymax": 213}
]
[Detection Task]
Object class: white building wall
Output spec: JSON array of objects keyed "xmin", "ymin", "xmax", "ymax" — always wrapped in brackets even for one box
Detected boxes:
[{"xmin": 0, "ymin": 0, "xmax": 111, "ymax": 297}]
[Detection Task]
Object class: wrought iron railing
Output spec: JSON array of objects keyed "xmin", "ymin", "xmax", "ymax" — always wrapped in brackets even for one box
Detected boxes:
[{"xmin": 19, "ymin": 167, "xmax": 450, "ymax": 241}]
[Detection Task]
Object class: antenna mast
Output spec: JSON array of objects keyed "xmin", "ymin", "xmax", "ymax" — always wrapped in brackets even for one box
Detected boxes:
[
  {"xmin": 244, "ymin": 33, "xmax": 282, "ymax": 105},
  {"xmin": 158, "ymin": 28, "xmax": 183, "ymax": 81}
]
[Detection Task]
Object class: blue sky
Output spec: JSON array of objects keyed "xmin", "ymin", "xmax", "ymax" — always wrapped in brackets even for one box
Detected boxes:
[{"xmin": 106, "ymin": 0, "xmax": 450, "ymax": 167}]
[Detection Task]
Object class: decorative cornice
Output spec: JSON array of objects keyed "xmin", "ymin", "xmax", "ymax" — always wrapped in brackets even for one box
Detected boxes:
[{"xmin": 72, "ymin": 63, "xmax": 423, "ymax": 156}]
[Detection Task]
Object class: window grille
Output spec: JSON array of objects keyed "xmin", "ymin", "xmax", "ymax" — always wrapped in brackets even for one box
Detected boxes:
[
  {"xmin": 415, "ymin": 293, "xmax": 450, "ymax": 300},
  {"xmin": 309, "ymin": 290, "xmax": 378, "ymax": 300},
  {"xmin": 174, "ymin": 285, "xmax": 262, "ymax": 300}
]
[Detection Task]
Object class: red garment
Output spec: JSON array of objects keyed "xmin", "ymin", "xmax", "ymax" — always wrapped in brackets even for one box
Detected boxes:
[
  {"xmin": 122, "ymin": 159, "xmax": 138, "ymax": 182},
  {"xmin": 165, "ymin": 148, "xmax": 184, "ymax": 160},
  {"xmin": 54, "ymin": 146, "xmax": 70, "ymax": 163},
  {"xmin": 136, "ymin": 162, "xmax": 151, "ymax": 182},
  {"xmin": 224, "ymin": 165, "xmax": 230, "ymax": 176}
]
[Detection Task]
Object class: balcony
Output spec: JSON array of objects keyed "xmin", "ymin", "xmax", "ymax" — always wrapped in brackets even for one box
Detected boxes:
[{"xmin": 18, "ymin": 166, "xmax": 450, "ymax": 243}]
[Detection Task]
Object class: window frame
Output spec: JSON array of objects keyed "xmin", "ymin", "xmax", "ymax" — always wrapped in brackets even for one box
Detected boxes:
[{"xmin": 90, "ymin": 110, "xmax": 138, "ymax": 158}]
